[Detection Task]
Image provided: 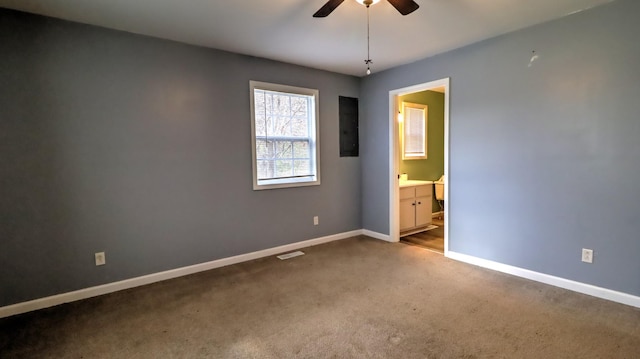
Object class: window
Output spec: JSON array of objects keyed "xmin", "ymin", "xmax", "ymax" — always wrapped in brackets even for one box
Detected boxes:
[
  {"xmin": 250, "ymin": 81, "xmax": 320, "ymax": 190},
  {"xmin": 402, "ymin": 102, "xmax": 428, "ymax": 160}
]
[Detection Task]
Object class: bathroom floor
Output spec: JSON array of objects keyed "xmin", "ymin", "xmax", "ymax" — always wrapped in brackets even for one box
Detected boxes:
[{"xmin": 401, "ymin": 216, "xmax": 445, "ymax": 253}]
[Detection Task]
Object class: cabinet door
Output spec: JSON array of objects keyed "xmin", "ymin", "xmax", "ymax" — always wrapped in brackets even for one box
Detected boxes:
[
  {"xmin": 415, "ymin": 196, "xmax": 432, "ymax": 227},
  {"xmin": 399, "ymin": 198, "xmax": 416, "ymax": 231}
]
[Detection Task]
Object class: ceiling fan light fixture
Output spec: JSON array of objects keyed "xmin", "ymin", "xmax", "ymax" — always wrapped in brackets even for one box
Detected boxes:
[
  {"xmin": 355, "ymin": 0, "xmax": 381, "ymax": 6},
  {"xmin": 314, "ymin": 0, "xmax": 418, "ymax": 17},
  {"xmin": 313, "ymin": 0, "xmax": 420, "ymax": 74}
]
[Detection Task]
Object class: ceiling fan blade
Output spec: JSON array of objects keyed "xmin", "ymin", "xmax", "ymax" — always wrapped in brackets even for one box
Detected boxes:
[
  {"xmin": 313, "ymin": 0, "xmax": 346, "ymax": 18},
  {"xmin": 386, "ymin": 0, "xmax": 420, "ymax": 15}
]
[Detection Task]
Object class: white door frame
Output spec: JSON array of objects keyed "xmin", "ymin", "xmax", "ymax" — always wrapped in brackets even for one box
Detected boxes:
[{"xmin": 388, "ymin": 78, "xmax": 450, "ymax": 255}]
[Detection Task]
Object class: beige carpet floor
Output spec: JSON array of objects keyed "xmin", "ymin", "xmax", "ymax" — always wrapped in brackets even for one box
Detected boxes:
[{"xmin": 1, "ymin": 236, "xmax": 639, "ymax": 358}]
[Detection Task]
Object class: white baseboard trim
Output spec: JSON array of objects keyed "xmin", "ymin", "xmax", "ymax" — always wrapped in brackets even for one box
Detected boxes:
[
  {"xmin": 362, "ymin": 229, "xmax": 393, "ymax": 242},
  {"xmin": 432, "ymin": 211, "xmax": 444, "ymax": 218},
  {"xmin": 0, "ymin": 229, "xmax": 362, "ymax": 319},
  {"xmin": 447, "ymin": 251, "xmax": 640, "ymax": 309}
]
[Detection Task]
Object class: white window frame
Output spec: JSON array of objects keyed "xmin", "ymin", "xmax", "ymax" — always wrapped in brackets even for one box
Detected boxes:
[
  {"xmin": 401, "ymin": 102, "xmax": 428, "ymax": 160},
  {"xmin": 250, "ymin": 80, "xmax": 321, "ymax": 190}
]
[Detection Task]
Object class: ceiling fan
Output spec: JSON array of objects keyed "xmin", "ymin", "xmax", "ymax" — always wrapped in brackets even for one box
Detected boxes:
[{"xmin": 313, "ymin": 0, "xmax": 419, "ymax": 18}]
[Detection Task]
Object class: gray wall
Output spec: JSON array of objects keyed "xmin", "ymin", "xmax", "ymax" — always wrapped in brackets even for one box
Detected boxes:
[
  {"xmin": 0, "ymin": 9, "xmax": 361, "ymax": 306},
  {"xmin": 361, "ymin": 0, "xmax": 640, "ymax": 296}
]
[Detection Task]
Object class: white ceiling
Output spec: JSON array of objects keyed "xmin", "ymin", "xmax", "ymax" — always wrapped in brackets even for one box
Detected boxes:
[{"xmin": 0, "ymin": 0, "xmax": 614, "ymax": 76}]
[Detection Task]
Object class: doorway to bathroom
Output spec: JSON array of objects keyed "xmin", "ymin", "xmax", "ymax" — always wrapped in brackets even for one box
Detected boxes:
[{"xmin": 388, "ymin": 78, "xmax": 449, "ymax": 255}]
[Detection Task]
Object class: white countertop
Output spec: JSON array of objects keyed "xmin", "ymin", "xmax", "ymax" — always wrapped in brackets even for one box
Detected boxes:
[{"xmin": 399, "ymin": 180, "xmax": 433, "ymax": 188}]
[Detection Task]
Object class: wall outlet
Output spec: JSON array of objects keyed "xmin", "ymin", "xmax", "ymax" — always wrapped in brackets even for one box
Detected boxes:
[
  {"xmin": 581, "ymin": 248, "xmax": 593, "ymax": 263},
  {"xmin": 95, "ymin": 252, "xmax": 106, "ymax": 266},
  {"xmin": 313, "ymin": 216, "xmax": 319, "ymax": 226}
]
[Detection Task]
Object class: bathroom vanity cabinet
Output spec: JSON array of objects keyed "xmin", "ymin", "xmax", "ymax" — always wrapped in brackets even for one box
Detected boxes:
[{"xmin": 399, "ymin": 182, "xmax": 432, "ymax": 233}]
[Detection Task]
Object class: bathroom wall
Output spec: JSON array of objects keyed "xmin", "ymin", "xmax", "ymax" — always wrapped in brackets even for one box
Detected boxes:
[
  {"xmin": 398, "ymin": 90, "xmax": 445, "ymax": 212},
  {"xmin": 360, "ymin": 0, "xmax": 640, "ymax": 297}
]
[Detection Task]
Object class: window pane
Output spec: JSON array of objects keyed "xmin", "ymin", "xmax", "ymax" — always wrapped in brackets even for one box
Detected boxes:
[
  {"xmin": 255, "ymin": 90, "xmax": 268, "ymax": 136},
  {"xmin": 262, "ymin": 116, "xmax": 275, "ymax": 135},
  {"xmin": 275, "ymin": 160, "xmax": 293, "ymax": 178},
  {"xmin": 290, "ymin": 96, "xmax": 308, "ymax": 118},
  {"xmin": 257, "ymin": 160, "xmax": 274, "ymax": 179},
  {"xmin": 256, "ymin": 139, "xmax": 274, "ymax": 159},
  {"xmin": 273, "ymin": 116, "xmax": 292, "ymax": 136},
  {"xmin": 293, "ymin": 141, "xmax": 310, "ymax": 159},
  {"xmin": 255, "ymin": 113, "xmax": 266, "ymax": 136},
  {"xmin": 273, "ymin": 94, "xmax": 290, "ymax": 116},
  {"xmin": 254, "ymin": 91, "xmax": 266, "ymax": 115},
  {"xmin": 294, "ymin": 160, "xmax": 311, "ymax": 176},
  {"xmin": 275, "ymin": 141, "xmax": 293, "ymax": 159},
  {"xmin": 265, "ymin": 93, "xmax": 273, "ymax": 115},
  {"xmin": 291, "ymin": 118, "xmax": 308, "ymax": 137}
]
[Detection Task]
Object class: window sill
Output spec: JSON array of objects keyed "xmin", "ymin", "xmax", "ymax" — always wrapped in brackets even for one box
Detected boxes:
[{"xmin": 254, "ymin": 176, "xmax": 320, "ymax": 190}]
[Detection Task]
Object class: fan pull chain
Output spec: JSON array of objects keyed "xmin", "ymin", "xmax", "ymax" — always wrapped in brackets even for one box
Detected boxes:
[{"xmin": 364, "ymin": 5, "xmax": 372, "ymax": 75}]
